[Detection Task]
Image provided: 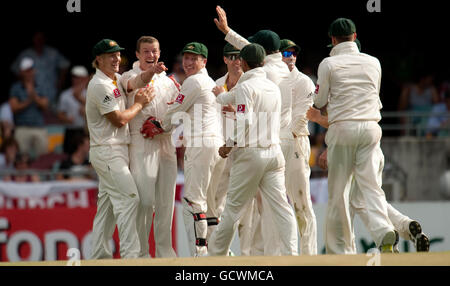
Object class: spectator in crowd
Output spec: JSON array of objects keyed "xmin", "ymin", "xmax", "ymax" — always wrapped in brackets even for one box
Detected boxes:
[
  {"xmin": 0, "ymin": 137, "xmax": 19, "ymax": 170},
  {"xmin": 56, "ymin": 133, "xmax": 92, "ymax": 181},
  {"xmin": 119, "ymin": 55, "xmax": 130, "ymax": 75},
  {"xmin": 3, "ymin": 153, "xmax": 40, "ymax": 182},
  {"xmin": 0, "ymin": 100, "xmax": 14, "ymax": 145},
  {"xmin": 57, "ymin": 65, "xmax": 89, "ymax": 129},
  {"xmin": 301, "ymin": 65, "xmax": 317, "ymax": 85},
  {"xmin": 168, "ymin": 54, "xmax": 186, "ymax": 85},
  {"xmin": 398, "ymin": 71, "xmax": 440, "ymax": 135},
  {"xmin": 9, "ymin": 57, "xmax": 49, "ymax": 159},
  {"xmin": 10, "ymin": 31, "xmax": 70, "ymax": 112},
  {"xmin": 426, "ymin": 90, "xmax": 450, "ymax": 137}
]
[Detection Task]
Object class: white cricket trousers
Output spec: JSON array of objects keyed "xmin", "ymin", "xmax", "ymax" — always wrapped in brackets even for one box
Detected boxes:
[
  {"xmin": 349, "ymin": 148, "xmax": 413, "ymax": 245},
  {"xmin": 129, "ymin": 133, "xmax": 177, "ymax": 258},
  {"xmin": 325, "ymin": 121, "xmax": 394, "ymax": 254},
  {"xmin": 208, "ymin": 145, "xmax": 299, "ymax": 256},
  {"xmin": 206, "ymin": 156, "xmax": 262, "ymax": 256},
  {"xmin": 89, "ymin": 144, "xmax": 140, "ymax": 259},
  {"xmin": 259, "ymin": 136, "xmax": 318, "ymax": 256},
  {"xmin": 281, "ymin": 136, "xmax": 318, "ymax": 255},
  {"xmin": 183, "ymin": 141, "xmax": 222, "ymax": 256}
]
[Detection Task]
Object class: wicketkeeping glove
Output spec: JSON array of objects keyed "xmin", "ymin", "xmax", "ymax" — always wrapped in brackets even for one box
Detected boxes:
[{"xmin": 140, "ymin": 116, "xmax": 164, "ymax": 139}]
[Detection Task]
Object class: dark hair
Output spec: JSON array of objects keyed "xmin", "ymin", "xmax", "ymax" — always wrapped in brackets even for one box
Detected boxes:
[
  {"xmin": 246, "ymin": 61, "xmax": 264, "ymax": 69},
  {"xmin": 334, "ymin": 35, "xmax": 354, "ymax": 44}
]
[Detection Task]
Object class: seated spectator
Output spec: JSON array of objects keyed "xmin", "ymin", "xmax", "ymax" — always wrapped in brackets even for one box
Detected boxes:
[
  {"xmin": 426, "ymin": 90, "xmax": 450, "ymax": 137},
  {"xmin": 0, "ymin": 137, "xmax": 19, "ymax": 170},
  {"xmin": 57, "ymin": 65, "xmax": 89, "ymax": 129},
  {"xmin": 3, "ymin": 153, "xmax": 40, "ymax": 182},
  {"xmin": 10, "ymin": 31, "xmax": 70, "ymax": 112},
  {"xmin": 56, "ymin": 133, "xmax": 93, "ymax": 181},
  {"xmin": 398, "ymin": 71, "xmax": 440, "ymax": 135},
  {"xmin": 9, "ymin": 57, "xmax": 49, "ymax": 159}
]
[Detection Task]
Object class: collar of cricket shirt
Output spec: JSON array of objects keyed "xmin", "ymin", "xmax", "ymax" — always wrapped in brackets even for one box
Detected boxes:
[
  {"xmin": 95, "ymin": 68, "xmax": 118, "ymax": 85},
  {"xmin": 264, "ymin": 52, "xmax": 282, "ymax": 63},
  {"xmin": 238, "ymin": 67, "xmax": 266, "ymax": 84},
  {"xmin": 329, "ymin": 41, "xmax": 359, "ymax": 57}
]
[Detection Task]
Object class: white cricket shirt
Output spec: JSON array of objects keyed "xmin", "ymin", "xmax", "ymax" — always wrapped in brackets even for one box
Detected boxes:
[
  {"xmin": 162, "ymin": 68, "xmax": 223, "ymax": 145},
  {"xmin": 290, "ymin": 67, "xmax": 315, "ymax": 136},
  {"xmin": 232, "ymin": 67, "xmax": 281, "ymax": 148},
  {"xmin": 120, "ymin": 61, "xmax": 179, "ymax": 135},
  {"xmin": 85, "ymin": 69, "xmax": 129, "ymax": 146},
  {"xmin": 225, "ymin": 29, "xmax": 292, "ymax": 139},
  {"xmin": 313, "ymin": 41, "xmax": 382, "ymax": 125}
]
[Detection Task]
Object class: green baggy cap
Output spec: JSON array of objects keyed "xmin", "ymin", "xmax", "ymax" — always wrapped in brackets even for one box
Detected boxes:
[
  {"xmin": 181, "ymin": 42, "xmax": 208, "ymax": 58},
  {"xmin": 223, "ymin": 43, "xmax": 240, "ymax": 56},
  {"xmin": 248, "ymin": 30, "xmax": 280, "ymax": 52},
  {"xmin": 279, "ymin": 39, "xmax": 301, "ymax": 53},
  {"xmin": 92, "ymin": 39, "xmax": 124, "ymax": 57},
  {"xmin": 240, "ymin": 43, "xmax": 266, "ymax": 65},
  {"xmin": 328, "ymin": 18, "xmax": 356, "ymax": 37}
]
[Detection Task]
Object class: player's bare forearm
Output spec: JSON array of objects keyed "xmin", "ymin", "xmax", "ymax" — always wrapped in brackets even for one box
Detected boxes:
[{"xmin": 306, "ymin": 106, "xmax": 329, "ymax": 128}]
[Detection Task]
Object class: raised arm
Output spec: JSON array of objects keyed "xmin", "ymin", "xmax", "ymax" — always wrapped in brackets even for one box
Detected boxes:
[{"xmin": 214, "ymin": 5, "xmax": 250, "ymax": 50}]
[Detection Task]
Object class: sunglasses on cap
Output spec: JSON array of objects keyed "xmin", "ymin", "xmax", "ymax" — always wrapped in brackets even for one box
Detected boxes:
[
  {"xmin": 226, "ymin": 54, "xmax": 240, "ymax": 61},
  {"xmin": 282, "ymin": 51, "xmax": 298, "ymax": 58}
]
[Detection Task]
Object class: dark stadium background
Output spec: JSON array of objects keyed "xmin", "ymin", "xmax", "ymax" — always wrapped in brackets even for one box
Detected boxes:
[{"xmin": 1, "ymin": 0, "xmax": 448, "ymax": 113}]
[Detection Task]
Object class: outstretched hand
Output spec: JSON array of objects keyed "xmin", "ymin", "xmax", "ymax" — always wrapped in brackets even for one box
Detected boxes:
[
  {"xmin": 150, "ymin": 62, "xmax": 168, "ymax": 74},
  {"xmin": 214, "ymin": 5, "xmax": 230, "ymax": 34}
]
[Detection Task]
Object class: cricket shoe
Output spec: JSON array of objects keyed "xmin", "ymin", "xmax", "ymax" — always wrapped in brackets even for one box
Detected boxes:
[
  {"xmin": 408, "ymin": 221, "xmax": 430, "ymax": 252},
  {"xmin": 379, "ymin": 230, "xmax": 396, "ymax": 253}
]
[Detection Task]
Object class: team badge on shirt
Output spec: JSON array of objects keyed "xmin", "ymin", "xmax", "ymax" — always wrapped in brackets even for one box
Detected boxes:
[
  {"xmin": 237, "ymin": 104, "xmax": 246, "ymax": 113},
  {"xmin": 113, "ymin": 88, "xmax": 121, "ymax": 98},
  {"xmin": 175, "ymin": 94, "xmax": 185, "ymax": 104},
  {"xmin": 314, "ymin": 84, "xmax": 320, "ymax": 94}
]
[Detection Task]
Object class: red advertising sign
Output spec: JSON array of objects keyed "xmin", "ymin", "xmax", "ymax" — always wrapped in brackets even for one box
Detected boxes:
[{"xmin": 0, "ymin": 186, "xmax": 178, "ymax": 262}]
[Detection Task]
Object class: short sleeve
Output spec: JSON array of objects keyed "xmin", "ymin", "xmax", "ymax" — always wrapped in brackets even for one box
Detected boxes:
[{"xmin": 91, "ymin": 84, "xmax": 120, "ymax": 115}]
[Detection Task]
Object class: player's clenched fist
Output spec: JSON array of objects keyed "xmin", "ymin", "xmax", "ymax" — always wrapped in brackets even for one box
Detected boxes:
[
  {"xmin": 135, "ymin": 85, "xmax": 156, "ymax": 107},
  {"xmin": 212, "ymin": 85, "xmax": 225, "ymax": 96}
]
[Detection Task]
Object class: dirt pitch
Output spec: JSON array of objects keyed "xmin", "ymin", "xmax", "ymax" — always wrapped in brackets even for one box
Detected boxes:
[{"xmin": 1, "ymin": 251, "xmax": 449, "ymax": 266}]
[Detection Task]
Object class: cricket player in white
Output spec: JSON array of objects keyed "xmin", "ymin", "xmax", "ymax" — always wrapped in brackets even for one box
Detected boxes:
[
  {"xmin": 307, "ymin": 106, "xmax": 430, "ymax": 252},
  {"xmin": 120, "ymin": 36, "xmax": 179, "ymax": 258},
  {"xmin": 214, "ymin": 6, "xmax": 295, "ymax": 256},
  {"xmin": 156, "ymin": 42, "xmax": 223, "ymax": 257},
  {"xmin": 212, "ymin": 43, "xmax": 264, "ymax": 256},
  {"xmin": 208, "ymin": 43, "xmax": 298, "ymax": 256},
  {"xmin": 279, "ymin": 39, "xmax": 318, "ymax": 255},
  {"xmin": 86, "ymin": 39, "xmax": 154, "ymax": 259},
  {"xmin": 313, "ymin": 18, "xmax": 396, "ymax": 254},
  {"xmin": 308, "ymin": 37, "xmax": 430, "ymax": 253}
]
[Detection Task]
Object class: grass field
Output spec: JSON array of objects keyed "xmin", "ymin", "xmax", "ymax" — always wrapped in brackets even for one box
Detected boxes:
[{"xmin": 1, "ymin": 251, "xmax": 449, "ymax": 266}]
